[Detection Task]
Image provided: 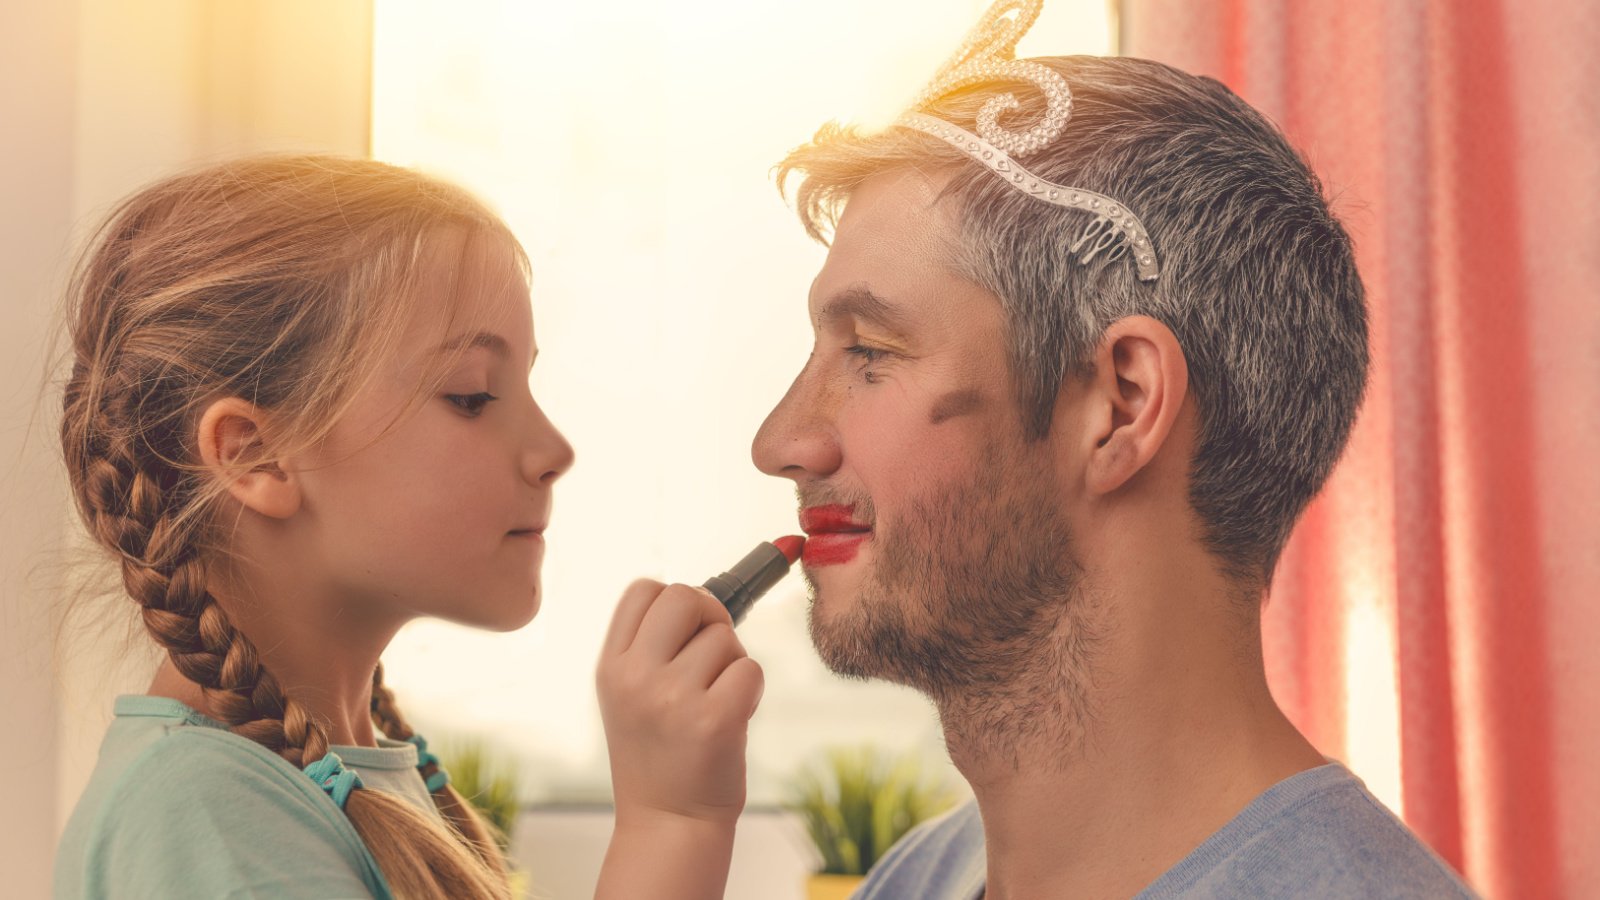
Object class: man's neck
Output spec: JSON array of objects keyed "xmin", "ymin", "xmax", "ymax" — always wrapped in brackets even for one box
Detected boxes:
[{"xmin": 936, "ymin": 589, "xmax": 1326, "ymax": 900}]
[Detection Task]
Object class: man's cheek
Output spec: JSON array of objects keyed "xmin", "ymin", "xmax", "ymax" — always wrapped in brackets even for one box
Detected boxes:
[
  {"xmin": 858, "ymin": 459, "xmax": 968, "ymax": 541},
  {"xmin": 884, "ymin": 431, "xmax": 980, "ymax": 486}
]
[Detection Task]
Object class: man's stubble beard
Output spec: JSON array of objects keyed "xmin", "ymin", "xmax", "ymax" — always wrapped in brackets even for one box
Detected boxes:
[{"xmin": 806, "ymin": 439, "xmax": 1103, "ymax": 765}]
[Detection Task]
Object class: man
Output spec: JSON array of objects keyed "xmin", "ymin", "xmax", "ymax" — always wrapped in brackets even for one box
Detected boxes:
[{"xmin": 751, "ymin": 2, "xmax": 1478, "ymax": 897}]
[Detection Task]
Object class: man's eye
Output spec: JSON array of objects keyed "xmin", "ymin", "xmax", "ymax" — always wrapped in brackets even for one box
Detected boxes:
[
  {"xmin": 445, "ymin": 392, "xmax": 499, "ymax": 416},
  {"xmin": 844, "ymin": 345, "xmax": 887, "ymax": 383}
]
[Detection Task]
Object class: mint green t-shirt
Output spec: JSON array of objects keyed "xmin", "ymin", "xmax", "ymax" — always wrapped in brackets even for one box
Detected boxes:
[{"xmin": 55, "ymin": 696, "xmax": 444, "ymax": 899}]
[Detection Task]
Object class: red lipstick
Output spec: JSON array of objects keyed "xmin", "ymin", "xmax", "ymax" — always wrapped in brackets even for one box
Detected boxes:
[
  {"xmin": 799, "ymin": 504, "xmax": 873, "ymax": 566},
  {"xmin": 703, "ymin": 536, "xmax": 807, "ymax": 625},
  {"xmin": 772, "ymin": 535, "xmax": 804, "ymax": 564}
]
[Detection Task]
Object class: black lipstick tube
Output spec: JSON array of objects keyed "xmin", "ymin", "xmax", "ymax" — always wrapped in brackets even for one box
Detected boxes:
[{"xmin": 703, "ymin": 541, "xmax": 796, "ymax": 626}]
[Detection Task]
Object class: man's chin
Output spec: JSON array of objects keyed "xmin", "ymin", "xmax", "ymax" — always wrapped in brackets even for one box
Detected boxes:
[
  {"xmin": 799, "ymin": 557, "xmax": 864, "ymax": 618},
  {"xmin": 806, "ymin": 580, "xmax": 918, "ymax": 685},
  {"xmin": 809, "ymin": 626, "xmax": 879, "ymax": 682},
  {"xmin": 806, "ymin": 585, "xmax": 873, "ymax": 680}
]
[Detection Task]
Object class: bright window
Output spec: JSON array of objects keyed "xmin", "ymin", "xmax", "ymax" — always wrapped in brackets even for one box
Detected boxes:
[{"xmin": 372, "ymin": 0, "xmax": 1115, "ymax": 803}]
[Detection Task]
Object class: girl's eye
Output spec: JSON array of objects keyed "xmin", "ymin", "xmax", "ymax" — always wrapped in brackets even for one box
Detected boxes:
[{"xmin": 445, "ymin": 392, "xmax": 499, "ymax": 416}]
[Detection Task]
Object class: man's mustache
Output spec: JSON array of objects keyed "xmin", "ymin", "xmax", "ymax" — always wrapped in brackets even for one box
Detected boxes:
[{"xmin": 794, "ymin": 486, "xmax": 877, "ymax": 525}]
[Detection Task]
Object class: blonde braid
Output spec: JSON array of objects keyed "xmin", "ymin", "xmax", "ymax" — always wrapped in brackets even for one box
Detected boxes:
[
  {"xmin": 67, "ymin": 378, "xmax": 510, "ymax": 899},
  {"xmin": 68, "ymin": 376, "xmax": 332, "ymax": 765},
  {"xmin": 61, "ymin": 155, "xmax": 520, "ymax": 899},
  {"xmin": 371, "ymin": 663, "xmax": 512, "ymax": 876}
]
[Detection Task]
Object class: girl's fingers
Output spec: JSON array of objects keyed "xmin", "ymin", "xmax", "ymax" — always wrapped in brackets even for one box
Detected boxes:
[
  {"xmin": 602, "ymin": 578, "xmax": 668, "ymax": 657},
  {"xmin": 670, "ymin": 621, "xmax": 746, "ymax": 690},
  {"xmin": 628, "ymin": 584, "xmax": 731, "ymax": 666},
  {"xmin": 707, "ymin": 656, "xmax": 765, "ymax": 722}
]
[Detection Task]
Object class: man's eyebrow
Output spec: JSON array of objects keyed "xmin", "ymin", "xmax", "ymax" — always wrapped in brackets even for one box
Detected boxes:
[
  {"xmin": 432, "ymin": 330, "xmax": 511, "ymax": 359},
  {"xmin": 815, "ymin": 286, "xmax": 911, "ymax": 332}
]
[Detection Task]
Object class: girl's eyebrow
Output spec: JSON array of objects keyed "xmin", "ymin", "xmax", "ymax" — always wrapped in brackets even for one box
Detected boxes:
[{"xmin": 432, "ymin": 331, "xmax": 510, "ymax": 359}]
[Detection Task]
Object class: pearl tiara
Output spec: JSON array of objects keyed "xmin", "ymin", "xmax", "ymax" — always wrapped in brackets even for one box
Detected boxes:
[{"xmin": 896, "ymin": 0, "xmax": 1160, "ymax": 282}]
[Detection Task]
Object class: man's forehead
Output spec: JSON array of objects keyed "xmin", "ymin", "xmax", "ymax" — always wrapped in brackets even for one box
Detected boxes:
[
  {"xmin": 806, "ymin": 169, "xmax": 962, "ymax": 322},
  {"xmin": 836, "ymin": 169, "xmax": 952, "ymax": 239}
]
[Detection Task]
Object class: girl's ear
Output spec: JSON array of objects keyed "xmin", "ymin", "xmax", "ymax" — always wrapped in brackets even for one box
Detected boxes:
[{"xmin": 195, "ymin": 398, "xmax": 302, "ymax": 519}]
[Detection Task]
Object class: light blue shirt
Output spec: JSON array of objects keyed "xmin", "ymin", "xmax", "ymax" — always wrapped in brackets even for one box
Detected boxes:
[
  {"xmin": 55, "ymin": 696, "xmax": 442, "ymax": 899},
  {"xmin": 857, "ymin": 763, "xmax": 1480, "ymax": 899}
]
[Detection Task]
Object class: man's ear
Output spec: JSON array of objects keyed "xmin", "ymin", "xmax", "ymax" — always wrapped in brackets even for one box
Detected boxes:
[
  {"xmin": 1079, "ymin": 315, "xmax": 1189, "ymax": 496},
  {"xmin": 195, "ymin": 398, "xmax": 301, "ymax": 519}
]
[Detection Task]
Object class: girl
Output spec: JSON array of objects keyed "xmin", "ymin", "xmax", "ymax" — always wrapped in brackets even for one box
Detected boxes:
[{"xmin": 54, "ymin": 156, "xmax": 762, "ymax": 898}]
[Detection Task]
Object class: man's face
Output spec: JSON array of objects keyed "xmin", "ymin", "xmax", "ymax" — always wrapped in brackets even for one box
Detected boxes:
[{"xmin": 752, "ymin": 171, "xmax": 1081, "ymax": 696}]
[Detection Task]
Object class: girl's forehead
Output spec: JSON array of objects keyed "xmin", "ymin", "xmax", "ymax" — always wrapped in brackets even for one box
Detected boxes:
[
  {"xmin": 403, "ymin": 229, "xmax": 533, "ymax": 344},
  {"xmin": 414, "ymin": 227, "xmax": 525, "ymax": 297}
]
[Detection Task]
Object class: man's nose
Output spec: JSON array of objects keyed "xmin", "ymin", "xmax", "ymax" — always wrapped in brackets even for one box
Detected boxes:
[{"xmin": 752, "ymin": 364, "xmax": 841, "ymax": 481}]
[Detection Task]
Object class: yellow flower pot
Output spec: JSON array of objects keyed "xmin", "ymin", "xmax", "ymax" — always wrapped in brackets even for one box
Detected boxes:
[{"xmin": 807, "ymin": 873, "xmax": 866, "ymax": 900}]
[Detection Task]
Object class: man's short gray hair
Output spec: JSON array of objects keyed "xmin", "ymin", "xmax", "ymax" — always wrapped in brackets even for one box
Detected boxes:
[{"xmin": 779, "ymin": 56, "xmax": 1369, "ymax": 588}]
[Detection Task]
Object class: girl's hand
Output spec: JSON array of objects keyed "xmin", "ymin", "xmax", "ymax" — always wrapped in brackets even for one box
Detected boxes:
[{"xmin": 595, "ymin": 579, "xmax": 765, "ymax": 828}]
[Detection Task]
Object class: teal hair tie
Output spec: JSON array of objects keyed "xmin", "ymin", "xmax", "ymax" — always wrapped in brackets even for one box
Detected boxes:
[
  {"xmin": 405, "ymin": 734, "xmax": 439, "ymax": 768},
  {"xmin": 406, "ymin": 734, "xmax": 452, "ymax": 792},
  {"xmin": 304, "ymin": 752, "xmax": 363, "ymax": 809}
]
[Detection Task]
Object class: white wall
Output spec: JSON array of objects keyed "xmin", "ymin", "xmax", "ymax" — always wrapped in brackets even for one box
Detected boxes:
[
  {"xmin": 369, "ymin": 0, "xmax": 1111, "ymax": 812},
  {"xmin": 0, "ymin": 2, "xmax": 371, "ymax": 893},
  {"xmin": 5, "ymin": 2, "xmax": 1115, "ymax": 895},
  {"xmin": 1, "ymin": 4, "xmax": 80, "ymax": 896}
]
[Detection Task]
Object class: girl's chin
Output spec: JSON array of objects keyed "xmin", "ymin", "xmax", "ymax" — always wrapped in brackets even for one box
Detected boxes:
[
  {"xmin": 435, "ymin": 588, "xmax": 541, "ymax": 633},
  {"xmin": 488, "ymin": 592, "xmax": 541, "ymax": 632}
]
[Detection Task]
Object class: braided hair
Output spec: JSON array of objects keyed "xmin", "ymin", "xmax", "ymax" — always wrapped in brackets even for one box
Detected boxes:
[
  {"xmin": 372, "ymin": 662, "xmax": 509, "ymax": 863},
  {"xmin": 60, "ymin": 156, "xmax": 518, "ymax": 898}
]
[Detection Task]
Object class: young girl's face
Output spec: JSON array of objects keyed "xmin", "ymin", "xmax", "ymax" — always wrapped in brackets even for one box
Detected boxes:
[{"xmin": 288, "ymin": 231, "xmax": 574, "ymax": 632}]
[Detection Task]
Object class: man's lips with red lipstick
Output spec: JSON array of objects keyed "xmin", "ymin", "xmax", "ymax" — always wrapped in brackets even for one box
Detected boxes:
[{"xmin": 799, "ymin": 504, "xmax": 873, "ymax": 566}]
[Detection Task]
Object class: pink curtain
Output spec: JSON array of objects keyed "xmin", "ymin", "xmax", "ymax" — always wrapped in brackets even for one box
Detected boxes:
[{"xmin": 1124, "ymin": 1, "xmax": 1600, "ymax": 897}]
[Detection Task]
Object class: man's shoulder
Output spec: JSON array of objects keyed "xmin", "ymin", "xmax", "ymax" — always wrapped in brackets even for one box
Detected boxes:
[
  {"xmin": 855, "ymin": 799, "xmax": 986, "ymax": 900},
  {"xmin": 1140, "ymin": 763, "xmax": 1479, "ymax": 899},
  {"xmin": 855, "ymin": 765, "xmax": 1479, "ymax": 900}
]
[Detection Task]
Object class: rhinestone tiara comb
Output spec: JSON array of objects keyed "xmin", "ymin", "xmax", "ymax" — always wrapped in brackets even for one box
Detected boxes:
[{"xmin": 896, "ymin": 0, "xmax": 1160, "ymax": 281}]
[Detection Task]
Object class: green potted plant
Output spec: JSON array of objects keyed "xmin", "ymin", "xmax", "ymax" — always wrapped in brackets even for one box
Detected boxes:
[
  {"xmin": 438, "ymin": 739, "xmax": 528, "ymax": 898},
  {"xmin": 787, "ymin": 746, "xmax": 960, "ymax": 900}
]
